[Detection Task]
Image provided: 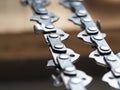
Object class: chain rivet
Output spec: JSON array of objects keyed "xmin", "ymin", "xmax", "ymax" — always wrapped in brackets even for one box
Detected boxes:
[
  {"xmin": 59, "ymin": 54, "xmax": 69, "ymax": 60},
  {"xmin": 38, "ymin": 8, "xmax": 46, "ymax": 12},
  {"xmin": 100, "ymin": 46, "xmax": 110, "ymax": 51},
  {"xmin": 106, "ymin": 55, "xmax": 116, "ymax": 61},
  {"xmin": 65, "ymin": 66, "xmax": 76, "ymax": 72},
  {"xmin": 45, "ymin": 25, "xmax": 54, "ymax": 29},
  {"xmin": 41, "ymin": 15, "xmax": 49, "ymax": 20},
  {"xmin": 83, "ymin": 17, "xmax": 91, "ymax": 22},
  {"xmin": 93, "ymin": 35, "xmax": 103, "ymax": 40},
  {"xmin": 49, "ymin": 34, "xmax": 59, "ymax": 38},
  {"xmin": 70, "ymin": 77, "xmax": 82, "ymax": 84},
  {"xmin": 88, "ymin": 26, "xmax": 97, "ymax": 31},
  {"xmin": 115, "ymin": 68, "xmax": 120, "ymax": 73},
  {"xmin": 54, "ymin": 44, "xmax": 64, "ymax": 49},
  {"xmin": 77, "ymin": 10, "xmax": 87, "ymax": 16},
  {"xmin": 72, "ymin": 2, "xmax": 81, "ymax": 6}
]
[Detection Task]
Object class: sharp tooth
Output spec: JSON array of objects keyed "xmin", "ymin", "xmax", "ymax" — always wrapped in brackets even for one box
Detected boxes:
[
  {"xmin": 47, "ymin": 60, "xmax": 55, "ymax": 67},
  {"xmin": 89, "ymin": 50, "xmax": 106, "ymax": 66},
  {"xmin": 102, "ymin": 71, "xmax": 120, "ymax": 89}
]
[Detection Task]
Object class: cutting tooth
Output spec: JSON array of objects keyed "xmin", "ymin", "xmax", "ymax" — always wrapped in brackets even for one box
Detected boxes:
[
  {"xmin": 47, "ymin": 60, "xmax": 55, "ymax": 67},
  {"xmin": 49, "ymin": 13, "xmax": 59, "ymax": 22},
  {"xmin": 77, "ymin": 31, "xmax": 92, "ymax": 45},
  {"xmin": 102, "ymin": 71, "xmax": 120, "ymax": 89},
  {"xmin": 66, "ymin": 48, "xmax": 80, "ymax": 62},
  {"xmin": 69, "ymin": 14, "xmax": 81, "ymax": 25},
  {"xmin": 89, "ymin": 50, "xmax": 106, "ymax": 66}
]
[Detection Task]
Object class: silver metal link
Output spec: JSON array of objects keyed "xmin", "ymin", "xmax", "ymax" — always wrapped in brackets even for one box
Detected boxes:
[
  {"xmin": 21, "ymin": 0, "xmax": 92, "ymax": 90},
  {"xmin": 60, "ymin": 0, "xmax": 120, "ymax": 89}
]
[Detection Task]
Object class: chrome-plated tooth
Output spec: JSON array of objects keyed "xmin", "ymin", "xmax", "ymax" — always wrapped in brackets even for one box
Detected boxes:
[
  {"xmin": 47, "ymin": 60, "xmax": 55, "ymax": 67},
  {"xmin": 89, "ymin": 50, "xmax": 107, "ymax": 66},
  {"xmin": 77, "ymin": 31, "xmax": 92, "ymax": 44},
  {"xmin": 56, "ymin": 29, "xmax": 69, "ymax": 41},
  {"xmin": 102, "ymin": 71, "xmax": 120, "ymax": 89},
  {"xmin": 69, "ymin": 14, "xmax": 81, "ymax": 25}
]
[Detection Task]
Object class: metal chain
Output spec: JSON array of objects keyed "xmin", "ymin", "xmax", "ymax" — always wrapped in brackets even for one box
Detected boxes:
[
  {"xmin": 21, "ymin": 0, "xmax": 92, "ymax": 90},
  {"xmin": 59, "ymin": 0, "xmax": 120, "ymax": 89}
]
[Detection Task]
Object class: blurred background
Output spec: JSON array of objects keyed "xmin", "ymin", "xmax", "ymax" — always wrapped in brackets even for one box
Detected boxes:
[{"xmin": 0, "ymin": 0, "xmax": 120, "ymax": 90}]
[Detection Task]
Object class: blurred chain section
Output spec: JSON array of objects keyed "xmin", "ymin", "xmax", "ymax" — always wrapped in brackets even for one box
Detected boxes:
[
  {"xmin": 21, "ymin": 0, "xmax": 92, "ymax": 90},
  {"xmin": 59, "ymin": 0, "xmax": 120, "ymax": 89}
]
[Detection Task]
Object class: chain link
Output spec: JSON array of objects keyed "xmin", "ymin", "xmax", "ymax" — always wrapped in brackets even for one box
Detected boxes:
[
  {"xmin": 60, "ymin": 0, "xmax": 120, "ymax": 89},
  {"xmin": 21, "ymin": 0, "xmax": 92, "ymax": 90}
]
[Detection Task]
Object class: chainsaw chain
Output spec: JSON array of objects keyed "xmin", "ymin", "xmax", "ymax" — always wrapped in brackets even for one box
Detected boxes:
[
  {"xmin": 21, "ymin": 0, "xmax": 92, "ymax": 90},
  {"xmin": 59, "ymin": 0, "xmax": 120, "ymax": 89}
]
